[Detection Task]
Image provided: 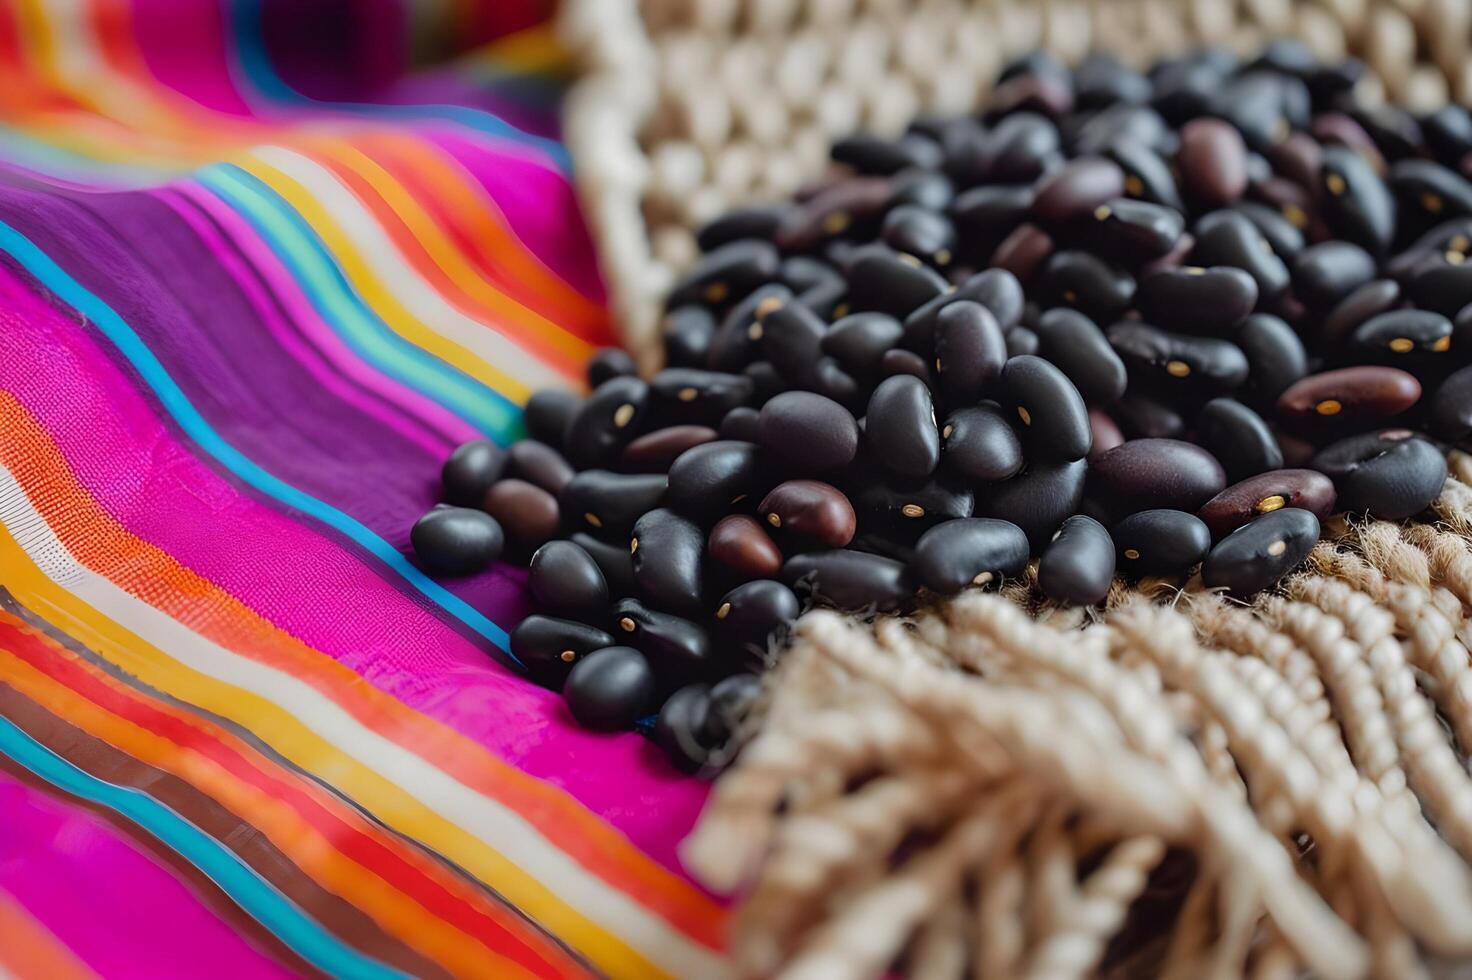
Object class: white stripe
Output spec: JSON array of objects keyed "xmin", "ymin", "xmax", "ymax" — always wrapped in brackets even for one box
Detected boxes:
[
  {"xmin": 0, "ymin": 466, "xmax": 728, "ymax": 980},
  {"xmin": 245, "ymin": 145, "xmax": 570, "ymax": 393}
]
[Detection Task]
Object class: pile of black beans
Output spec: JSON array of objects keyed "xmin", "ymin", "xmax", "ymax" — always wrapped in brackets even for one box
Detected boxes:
[{"xmin": 412, "ymin": 41, "xmax": 1472, "ymax": 767}]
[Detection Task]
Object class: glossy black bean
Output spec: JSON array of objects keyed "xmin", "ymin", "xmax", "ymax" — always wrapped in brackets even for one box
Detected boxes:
[
  {"xmin": 1190, "ymin": 211, "xmax": 1289, "ymax": 300},
  {"xmin": 903, "ymin": 268, "xmax": 1027, "ymax": 355},
  {"xmin": 1195, "ymin": 398, "xmax": 1283, "ymax": 481},
  {"xmin": 587, "ymin": 348, "xmax": 637, "ymax": 387},
  {"xmin": 666, "ymin": 440, "xmax": 767, "ymax": 523},
  {"xmin": 1319, "ymin": 278, "xmax": 1401, "ymax": 346},
  {"xmin": 1033, "ymin": 308, "xmax": 1127, "ymax": 405},
  {"xmin": 563, "ymin": 376, "xmax": 650, "ymax": 469},
  {"xmin": 843, "ymin": 246, "xmax": 950, "ymax": 318},
  {"xmin": 1390, "ymin": 160, "xmax": 1472, "ymax": 231},
  {"xmin": 1111, "ymin": 392, "xmax": 1185, "ymax": 440},
  {"xmin": 948, "ymin": 184, "xmax": 1035, "ymax": 255},
  {"xmin": 1151, "ymin": 54, "xmax": 1230, "ymax": 124},
  {"xmin": 1037, "ymin": 514, "xmax": 1115, "ymax": 605},
  {"xmin": 1196, "ymin": 469, "xmax": 1337, "ymax": 539},
  {"xmin": 1293, "ymin": 241, "xmax": 1377, "ymax": 309},
  {"xmin": 1201, "ymin": 507, "xmax": 1320, "ymax": 596},
  {"xmin": 1111, "ymin": 509, "xmax": 1211, "ymax": 576},
  {"xmin": 1089, "ymin": 438, "xmax": 1227, "ymax": 516},
  {"xmin": 1177, "ymin": 118, "xmax": 1248, "ymax": 207},
  {"xmin": 1236, "ymin": 313, "xmax": 1308, "ymax": 408},
  {"xmin": 484, "ymin": 479, "xmax": 560, "ymax": 552},
  {"xmin": 707, "ymin": 284, "xmax": 792, "ymax": 372},
  {"xmin": 976, "ymin": 458, "xmax": 1088, "ymax": 550},
  {"xmin": 1074, "ymin": 52, "xmax": 1152, "ymax": 108},
  {"xmin": 758, "ymin": 392, "xmax": 860, "ymax": 472},
  {"xmin": 562, "ymin": 647, "xmax": 657, "ymax": 731},
  {"xmin": 941, "ymin": 404, "xmax": 1025, "ymax": 484},
  {"xmin": 881, "ymin": 205, "xmax": 956, "ymax": 264},
  {"xmin": 621, "ymin": 426, "xmax": 718, "ymax": 473},
  {"xmin": 1107, "ymin": 322, "xmax": 1249, "ymax": 394},
  {"xmin": 697, "ymin": 205, "xmax": 789, "ymax": 252},
  {"xmin": 811, "ymin": 358, "xmax": 866, "ymax": 413},
  {"xmin": 1349, "ymin": 103, "xmax": 1423, "ymax": 162},
  {"xmin": 630, "ymin": 509, "xmax": 705, "ymax": 614},
  {"xmin": 1106, "ymin": 138, "xmax": 1185, "ymax": 212},
  {"xmin": 714, "ymin": 580, "xmax": 801, "ymax": 651},
  {"xmin": 998, "ymin": 355, "xmax": 1092, "ymax": 462},
  {"xmin": 1318, "ymin": 144, "xmax": 1396, "ymax": 256},
  {"xmin": 1306, "ymin": 58, "xmax": 1364, "ymax": 111},
  {"xmin": 528, "ymin": 540, "xmax": 608, "ymax": 622},
  {"xmin": 612, "ymin": 598, "xmax": 714, "ymax": 682},
  {"xmin": 506, "ymin": 440, "xmax": 575, "ymax": 496},
  {"xmin": 1389, "ymin": 219, "xmax": 1472, "ymax": 281},
  {"xmin": 522, "ymin": 390, "xmax": 582, "ymax": 450},
  {"xmin": 1249, "ymin": 39, "xmax": 1316, "ymax": 78},
  {"xmin": 441, "ymin": 440, "xmax": 507, "ymax": 507},
  {"xmin": 1350, "ymin": 309, "xmax": 1453, "ymax": 361},
  {"xmin": 831, "ymin": 132, "xmax": 942, "ymax": 175},
  {"xmin": 1135, "ymin": 265, "xmax": 1258, "ymax": 335},
  {"xmin": 912, "ymin": 517, "xmax": 1030, "ymax": 593},
  {"xmin": 1231, "ymin": 200, "xmax": 1305, "ymax": 259},
  {"xmin": 760, "ymin": 480, "xmax": 857, "ymax": 550},
  {"xmin": 1071, "ymin": 104, "xmax": 1173, "ymax": 157},
  {"xmin": 780, "ymin": 549, "xmax": 912, "ymax": 612},
  {"xmin": 889, "ymin": 168, "xmax": 955, "ymax": 211},
  {"xmin": 1311, "ymin": 432, "xmax": 1448, "ymax": 519},
  {"xmin": 667, "ymin": 239, "xmax": 780, "ymax": 309},
  {"xmin": 656, "ymin": 684, "xmax": 714, "ymax": 771},
  {"xmin": 742, "ymin": 361, "xmax": 786, "ymax": 407},
  {"xmin": 647, "ymin": 367, "xmax": 754, "ymax": 427},
  {"xmin": 1081, "ymin": 198, "xmax": 1184, "ymax": 262},
  {"xmin": 1005, "ymin": 325, "xmax": 1040, "ymax": 357},
  {"xmin": 718, "ymin": 406, "xmax": 762, "ymax": 443},
  {"xmin": 988, "ymin": 67, "xmax": 1074, "ymax": 119},
  {"xmin": 1032, "ymin": 157, "xmax": 1125, "ymax": 223},
  {"xmin": 1035, "ymin": 250, "xmax": 1135, "ymax": 322},
  {"xmin": 822, "ymin": 312, "xmax": 904, "ymax": 377},
  {"xmin": 410, "ymin": 506, "xmax": 503, "ymax": 575},
  {"xmin": 778, "ymin": 256, "xmax": 842, "ymax": 296},
  {"xmin": 755, "ymin": 303, "xmax": 826, "ymax": 386},
  {"xmin": 571, "ymin": 532, "xmax": 637, "ymax": 599},
  {"xmin": 700, "ymin": 673, "xmax": 765, "ymax": 745},
  {"xmin": 1276, "ymin": 367, "xmax": 1421, "ymax": 428},
  {"xmin": 509, "ymin": 615, "xmax": 616, "ymax": 686},
  {"xmin": 852, "ymin": 477, "xmax": 974, "ymax": 537},
  {"xmin": 775, "ymin": 177, "xmax": 894, "ymax": 252},
  {"xmin": 981, "ymin": 112, "xmax": 1062, "ymax": 184},
  {"xmin": 1430, "ymin": 365, "xmax": 1472, "ymax": 446},
  {"xmin": 560, "ymin": 470, "xmax": 666, "ymax": 539},
  {"xmin": 1407, "ymin": 262, "xmax": 1472, "ymax": 317},
  {"xmin": 934, "ymin": 301, "xmax": 1007, "ymax": 406}
]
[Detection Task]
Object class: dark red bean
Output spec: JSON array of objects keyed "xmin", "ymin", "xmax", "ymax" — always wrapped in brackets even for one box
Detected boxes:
[
  {"xmin": 1111, "ymin": 509, "xmax": 1211, "ymax": 576},
  {"xmin": 668, "ymin": 239, "xmax": 780, "ymax": 309},
  {"xmin": 1178, "ymin": 118, "xmax": 1249, "ymax": 207},
  {"xmin": 510, "ymin": 615, "xmax": 615, "ymax": 686},
  {"xmin": 1088, "ymin": 409, "xmax": 1125, "ymax": 460},
  {"xmin": 587, "ymin": 347, "xmax": 637, "ymax": 386},
  {"xmin": 1237, "ymin": 313, "xmax": 1308, "ymax": 408},
  {"xmin": 758, "ymin": 391, "xmax": 860, "ymax": 472},
  {"xmin": 667, "ymin": 441, "xmax": 767, "ymax": 523},
  {"xmin": 1032, "ymin": 157, "xmax": 1125, "ymax": 223},
  {"xmin": 1195, "ymin": 398, "xmax": 1283, "ymax": 481},
  {"xmin": 656, "ymin": 684, "xmax": 714, "ymax": 771},
  {"xmin": 528, "ymin": 540, "xmax": 608, "ymax": 623},
  {"xmin": 844, "ymin": 246, "xmax": 950, "ymax": 318},
  {"xmin": 1196, "ymin": 469, "xmax": 1337, "ymax": 539},
  {"xmin": 1035, "ymin": 249, "xmax": 1135, "ymax": 322},
  {"xmin": 934, "ymin": 301, "xmax": 1007, "ymax": 405},
  {"xmin": 879, "ymin": 348, "xmax": 934, "ymax": 387},
  {"xmin": 1134, "ymin": 265, "xmax": 1259, "ymax": 335},
  {"xmin": 1269, "ymin": 131, "xmax": 1323, "ymax": 190},
  {"xmin": 913, "ymin": 518, "xmax": 1030, "ymax": 593},
  {"xmin": 1038, "ymin": 515, "xmax": 1115, "ymax": 606},
  {"xmin": 1191, "ymin": 211, "xmax": 1290, "ymax": 300},
  {"xmin": 1311, "ymin": 431, "xmax": 1447, "ymax": 519},
  {"xmin": 507, "ymin": 439, "xmax": 576, "ymax": 496},
  {"xmin": 1202, "ymin": 507, "xmax": 1320, "ymax": 596},
  {"xmin": 1319, "ymin": 278, "xmax": 1401, "ymax": 345},
  {"xmin": 775, "ymin": 176, "xmax": 896, "ymax": 253},
  {"xmin": 1430, "ymin": 365, "xmax": 1472, "ymax": 446},
  {"xmin": 442, "ymin": 440, "xmax": 507, "ymax": 507},
  {"xmin": 990, "ymin": 223, "xmax": 1055, "ymax": 282},
  {"xmin": 941, "ymin": 404, "xmax": 1025, "ymax": 484},
  {"xmin": 697, "ymin": 205, "xmax": 789, "ymax": 252},
  {"xmin": 561, "ymin": 470, "xmax": 667, "ymax": 539},
  {"xmin": 410, "ymin": 506, "xmax": 503, "ymax": 576},
  {"xmin": 718, "ymin": 406, "xmax": 762, "ymax": 442},
  {"xmin": 780, "ymin": 549, "xmax": 912, "ymax": 612},
  {"xmin": 977, "ymin": 458, "xmax": 1088, "ymax": 551},
  {"xmin": 1292, "ymin": 240, "xmax": 1377, "ymax": 309},
  {"xmin": 631, "ymin": 509, "xmax": 706, "ymax": 614},
  {"xmin": 759, "ymin": 480, "xmax": 856, "ymax": 549},
  {"xmin": 1089, "ymin": 438, "xmax": 1227, "ymax": 516},
  {"xmin": 1319, "ymin": 144, "xmax": 1396, "ymax": 256},
  {"xmin": 715, "ymin": 580, "xmax": 800, "ymax": 652},
  {"xmin": 709, "ymin": 514, "xmax": 783, "ymax": 579},
  {"xmin": 620, "ymin": 426, "xmax": 718, "ymax": 473},
  {"xmin": 823, "ymin": 312, "xmax": 904, "ymax": 377},
  {"xmin": 562, "ymin": 647, "xmax": 656, "ymax": 731},
  {"xmin": 1275, "ymin": 366, "xmax": 1421, "ymax": 428},
  {"xmin": 999, "ymin": 355, "xmax": 1092, "ymax": 462},
  {"xmin": 484, "ymin": 479, "xmax": 559, "ymax": 552},
  {"xmin": 1034, "ymin": 308, "xmax": 1127, "ymax": 404},
  {"xmin": 572, "ymin": 531, "xmax": 637, "ymax": 599},
  {"xmin": 523, "ymin": 390, "xmax": 582, "ymax": 449},
  {"xmin": 1107, "ymin": 322, "xmax": 1249, "ymax": 393},
  {"xmin": 563, "ymin": 375, "xmax": 650, "ymax": 469}
]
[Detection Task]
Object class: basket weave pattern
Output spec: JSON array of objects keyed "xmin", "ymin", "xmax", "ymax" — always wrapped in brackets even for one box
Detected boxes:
[{"xmin": 560, "ymin": 3, "xmax": 1472, "ymax": 976}]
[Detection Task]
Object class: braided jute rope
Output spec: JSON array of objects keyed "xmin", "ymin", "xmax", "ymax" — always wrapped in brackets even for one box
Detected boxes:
[{"xmin": 559, "ymin": 0, "xmax": 1472, "ymax": 975}]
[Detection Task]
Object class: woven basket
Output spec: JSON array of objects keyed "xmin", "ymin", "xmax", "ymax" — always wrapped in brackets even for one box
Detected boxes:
[{"xmin": 560, "ymin": 3, "xmax": 1472, "ymax": 977}]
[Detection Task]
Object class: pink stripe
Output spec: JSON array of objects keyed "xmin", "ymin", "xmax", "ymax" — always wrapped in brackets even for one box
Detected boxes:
[
  {"xmin": 129, "ymin": 0, "xmax": 255, "ymax": 116},
  {"xmin": 0, "ymin": 768, "xmax": 294, "ymax": 978},
  {"xmin": 0, "ymin": 263, "xmax": 708, "ymax": 873}
]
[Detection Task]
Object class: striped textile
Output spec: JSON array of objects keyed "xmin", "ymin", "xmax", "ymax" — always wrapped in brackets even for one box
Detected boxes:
[{"xmin": 0, "ymin": 2, "xmax": 727, "ymax": 977}]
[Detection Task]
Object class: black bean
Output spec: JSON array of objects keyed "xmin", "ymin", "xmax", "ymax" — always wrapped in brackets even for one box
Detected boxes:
[
  {"xmin": 1032, "ymin": 157, "xmax": 1126, "ymax": 224},
  {"xmin": 1249, "ymin": 39, "xmax": 1316, "ymax": 78},
  {"xmin": 562, "ymin": 647, "xmax": 657, "ymax": 731},
  {"xmin": 718, "ymin": 406, "xmax": 762, "ymax": 442},
  {"xmin": 1195, "ymin": 398, "xmax": 1283, "ymax": 481},
  {"xmin": 880, "ymin": 348, "xmax": 935, "ymax": 386},
  {"xmin": 844, "ymin": 246, "xmax": 950, "ymax": 318},
  {"xmin": 1177, "ymin": 117, "xmax": 1248, "ymax": 207},
  {"xmin": 976, "ymin": 458, "xmax": 1088, "ymax": 551},
  {"xmin": 571, "ymin": 532, "xmax": 637, "ymax": 599},
  {"xmin": 1191, "ymin": 211, "xmax": 1289, "ymax": 300},
  {"xmin": 1237, "ymin": 313, "xmax": 1307, "ymax": 408},
  {"xmin": 758, "ymin": 392, "xmax": 860, "ymax": 472},
  {"xmin": 881, "ymin": 205, "xmax": 956, "ymax": 264},
  {"xmin": 1311, "ymin": 431, "xmax": 1447, "ymax": 519},
  {"xmin": 1151, "ymin": 53, "xmax": 1231, "ymax": 124},
  {"xmin": 780, "ymin": 549, "xmax": 913, "ymax": 612},
  {"xmin": 1407, "ymin": 262, "xmax": 1472, "ymax": 317},
  {"xmin": 1034, "ymin": 308, "xmax": 1127, "ymax": 404},
  {"xmin": 853, "ymin": 477, "xmax": 974, "ymax": 536},
  {"xmin": 563, "ymin": 375, "xmax": 650, "ymax": 469},
  {"xmin": 1106, "ymin": 138, "xmax": 1185, "ymax": 212},
  {"xmin": 587, "ymin": 347, "xmax": 637, "ymax": 387},
  {"xmin": 1081, "ymin": 197, "xmax": 1184, "ymax": 262},
  {"xmin": 775, "ymin": 177, "xmax": 894, "ymax": 252},
  {"xmin": 1074, "ymin": 52, "xmax": 1152, "ymax": 108},
  {"xmin": 949, "ymin": 184, "xmax": 1035, "ymax": 255},
  {"xmin": 988, "ymin": 68, "xmax": 1074, "ymax": 119},
  {"xmin": 1072, "ymin": 104, "xmax": 1172, "ymax": 157},
  {"xmin": 697, "ymin": 205, "xmax": 789, "ymax": 252},
  {"xmin": 779, "ymin": 255, "xmax": 843, "ymax": 295},
  {"xmin": 631, "ymin": 509, "xmax": 706, "ymax": 614},
  {"xmin": 1423, "ymin": 105, "xmax": 1472, "ymax": 164},
  {"xmin": 507, "ymin": 440, "xmax": 575, "ymax": 496},
  {"xmin": 612, "ymin": 598, "xmax": 715, "ymax": 682},
  {"xmin": 1197, "ymin": 468, "xmax": 1337, "ymax": 539},
  {"xmin": 941, "ymin": 403, "xmax": 1025, "ymax": 484},
  {"xmin": 714, "ymin": 580, "xmax": 801, "ymax": 651},
  {"xmin": 832, "ymin": 132, "xmax": 942, "ymax": 175},
  {"xmin": 1389, "ymin": 160, "xmax": 1472, "ymax": 231},
  {"xmin": 708, "ymin": 514, "xmax": 783, "ymax": 579},
  {"xmin": 812, "ymin": 358, "xmax": 866, "ymax": 412},
  {"xmin": 560, "ymin": 470, "xmax": 667, "ymax": 538},
  {"xmin": 934, "ymin": 301, "xmax": 1007, "ymax": 406},
  {"xmin": 523, "ymin": 390, "xmax": 582, "ymax": 449},
  {"xmin": 700, "ymin": 673, "xmax": 765, "ymax": 744},
  {"xmin": 1135, "ymin": 265, "xmax": 1258, "ymax": 335},
  {"xmin": 1350, "ymin": 309, "xmax": 1453, "ymax": 362},
  {"xmin": 912, "ymin": 517, "xmax": 1030, "ymax": 593},
  {"xmin": 889, "ymin": 168, "xmax": 956, "ymax": 211},
  {"xmin": 1307, "ymin": 58, "xmax": 1364, "ymax": 111},
  {"xmin": 1231, "ymin": 200, "xmax": 1305, "ymax": 259},
  {"xmin": 760, "ymin": 480, "xmax": 857, "ymax": 549},
  {"xmin": 1292, "ymin": 240, "xmax": 1377, "ymax": 309},
  {"xmin": 1089, "ymin": 438, "xmax": 1227, "ymax": 516},
  {"xmin": 998, "ymin": 355, "xmax": 1092, "ymax": 462},
  {"xmin": 1112, "ymin": 392, "xmax": 1185, "ymax": 440},
  {"xmin": 903, "ymin": 268, "xmax": 1027, "ymax": 355},
  {"xmin": 1111, "ymin": 509, "xmax": 1211, "ymax": 576},
  {"xmin": 1276, "ymin": 367, "xmax": 1421, "ymax": 429},
  {"xmin": 621, "ymin": 425, "xmax": 718, "ymax": 473},
  {"xmin": 1107, "ymin": 322, "xmax": 1249, "ymax": 394},
  {"xmin": 528, "ymin": 540, "xmax": 608, "ymax": 623},
  {"xmin": 1038, "ymin": 515, "xmax": 1115, "ymax": 605},
  {"xmin": 485, "ymin": 479, "xmax": 560, "ymax": 552},
  {"xmin": 754, "ymin": 302, "xmax": 827, "ymax": 386},
  {"xmin": 510, "ymin": 615, "xmax": 615, "ymax": 686},
  {"xmin": 668, "ymin": 239, "xmax": 780, "ymax": 309},
  {"xmin": 649, "ymin": 368, "xmax": 754, "ymax": 425},
  {"xmin": 441, "ymin": 440, "xmax": 507, "ymax": 507},
  {"xmin": 742, "ymin": 361, "xmax": 786, "ymax": 406},
  {"xmin": 822, "ymin": 312, "xmax": 904, "ymax": 377},
  {"xmin": 1318, "ymin": 144, "xmax": 1396, "ymax": 256},
  {"xmin": 1349, "ymin": 103, "xmax": 1423, "ymax": 162},
  {"xmin": 1035, "ymin": 249, "xmax": 1135, "ymax": 322},
  {"xmin": 1005, "ymin": 325, "xmax": 1040, "ymax": 357},
  {"xmin": 656, "ymin": 684, "xmax": 714, "ymax": 771},
  {"xmin": 981, "ymin": 112, "xmax": 1063, "ymax": 183},
  {"xmin": 1202, "ymin": 507, "xmax": 1320, "ymax": 596},
  {"xmin": 1430, "ymin": 365, "xmax": 1472, "ymax": 446},
  {"xmin": 667, "ymin": 440, "xmax": 767, "ymax": 523},
  {"xmin": 410, "ymin": 506, "xmax": 503, "ymax": 575},
  {"xmin": 1319, "ymin": 278, "xmax": 1401, "ymax": 346},
  {"xmin": 707, "ymin": 284, "xmax": 792, "ymax": 372}
]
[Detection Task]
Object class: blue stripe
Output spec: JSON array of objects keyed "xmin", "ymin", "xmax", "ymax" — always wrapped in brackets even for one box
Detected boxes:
[
  {"xmin": 0, "ymin": 715, "xmax": 405, "ymax": 979},
  {"xmin": 224, "ymin": 0, "xmax": 572, "ymax": 172},
  {"xmin": 0, "ymin": 218, "xmax": 516, "ymax": 658},
  {"xmin": 196, "ymin": 163, "xmax": 521, "ymax": 440}
]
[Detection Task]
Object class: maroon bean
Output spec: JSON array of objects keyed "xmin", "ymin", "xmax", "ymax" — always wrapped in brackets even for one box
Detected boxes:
[
  {"xmin": 1088, "ymin": 409, "xmax": 1125, "ymax": 460},
  {"xmin": 759, "ymin": 480, "xmax": 857, "ymax": 549},
  {"xmin": 1178, "ymin": 118, "xmax": 1249, "ymax": 207},
  {"xmin": 708, "ymin": 514, "xmax": 784, "ymax": 579},
  {"xmin": 1032, "ymin": 157, "xmax": 1125, "ymax": 223},
  {"xmin": 1089, "ymin": 438, "xmax": 1227, "ymax": 516},
  {"xmin": 773, "ymin": 177, "xmax": 893, "ymax": 252},
  {"xmin": 483, "ymin": 479, "xmax": 559, "ymax": 551},
  {"xmin": 1275, "ymin": 366, "xmax": 1421, "ymax": 428},
  {"xmin": 620, "ymin": 426, "xmax": 719, "ymax": 473},
  {"xmin": 879, "ymin": 348, "xmax": 935, "ymax": 386},
  {"xmin": 989, "ymin": 223, "xmax": 1054, "ymax": 282},
  {"xmin": 1196, "ymin": 469, "xmax": 1337, "ymax": 539}
]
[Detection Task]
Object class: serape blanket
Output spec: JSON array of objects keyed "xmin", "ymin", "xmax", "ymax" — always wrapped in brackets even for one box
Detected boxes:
[{"xmin": 0, "ymin": 2, "xmax": 725, "ymax": 977}]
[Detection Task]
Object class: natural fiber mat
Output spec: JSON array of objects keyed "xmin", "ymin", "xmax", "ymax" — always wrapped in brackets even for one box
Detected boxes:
[{"xmin": 561, "ymin": 1, "xmax": 1472, "ymax": 976}]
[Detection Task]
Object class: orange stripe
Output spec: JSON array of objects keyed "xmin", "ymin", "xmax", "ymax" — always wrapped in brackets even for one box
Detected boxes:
[{"xmin": 0, "ymin": 887, "xmax": 95, "ymax": 980}]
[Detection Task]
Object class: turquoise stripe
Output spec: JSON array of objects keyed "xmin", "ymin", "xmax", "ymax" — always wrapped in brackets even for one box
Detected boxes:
[
  {"xmin": 224, "ymin": 0, "xmax": 572, "ymax": 172},
  {"xmin": 196, "ymin": 163, "xmax": 521, "ymax": 440},
  {"xmin": 0, "ymin": 218, "xmax": 515, "ymax": 658},
  {"xmin": 0, "ymin": 715, "xmax": 405, "ymax": 979}
]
